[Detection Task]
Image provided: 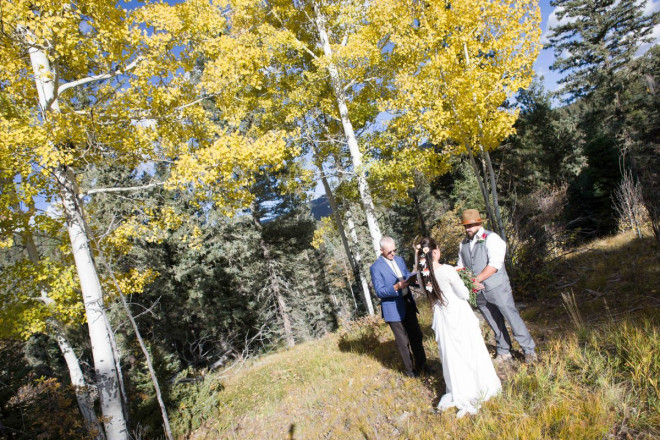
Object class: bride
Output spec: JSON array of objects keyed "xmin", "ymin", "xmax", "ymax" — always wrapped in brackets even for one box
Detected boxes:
[{"xmin": 417, "ymin": 237, "xmax": 501, "ymax": 418}]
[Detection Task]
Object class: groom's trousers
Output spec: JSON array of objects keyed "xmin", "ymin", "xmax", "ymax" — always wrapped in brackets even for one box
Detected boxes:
[
  {"xmin": 388, "ymin": 297, "xmax": 426, "ymax": 375},
  {"xmin": 476, "ymin": 282, "xmax": 535, "ymax": 356}
]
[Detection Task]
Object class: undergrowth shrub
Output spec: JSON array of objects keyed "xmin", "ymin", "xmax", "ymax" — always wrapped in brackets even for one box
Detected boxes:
[
  {"xmin": 3, "ymin": 377, "xmax": 89, "ymax": 439},
  {"xmin": 170, "ymin": 371, "xmax": 223, "ymax": 438}
]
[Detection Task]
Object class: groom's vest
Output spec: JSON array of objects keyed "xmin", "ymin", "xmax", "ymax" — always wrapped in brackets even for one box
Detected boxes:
[{"xmin": 460, "ymin": 230, "xmax": 510, "ymax": 292}]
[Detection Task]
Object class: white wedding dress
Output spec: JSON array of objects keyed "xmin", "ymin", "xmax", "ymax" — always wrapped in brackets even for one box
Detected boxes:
[{"xmin": 431, "ymin": 264, "xmax": 502, "ymax": 417}]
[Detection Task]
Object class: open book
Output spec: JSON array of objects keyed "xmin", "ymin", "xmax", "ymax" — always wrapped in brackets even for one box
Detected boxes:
[{"xmin": 405, "ymin": 272, "xmax": 419, "ymax": 286}]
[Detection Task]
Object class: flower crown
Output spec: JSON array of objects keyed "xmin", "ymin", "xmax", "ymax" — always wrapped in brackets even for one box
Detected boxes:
[{"xmin": 415, "ymin": 244, "xmax": 433, "ymax": 293}]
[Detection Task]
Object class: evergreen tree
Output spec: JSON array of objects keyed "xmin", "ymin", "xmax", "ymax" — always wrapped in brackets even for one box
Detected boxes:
[
  {"xmin": 618, "ymin": 46, "xmax": 660, "ymax": 244},
  {"xmin": 502, "ymin": 79, "xmax": 585, "ymax": 194},
  {"xmin": 548, "ymin": 0, "xmax": 658, "ymax": 102},
  {"xmin": 547, "ymin": 0, "xmax": 658, "ymax": 236}
]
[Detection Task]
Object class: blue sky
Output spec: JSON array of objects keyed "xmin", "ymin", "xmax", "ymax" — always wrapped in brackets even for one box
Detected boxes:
[{"xmin": 535, "ymin": 0, "xmax": 562, "ymax": 92}]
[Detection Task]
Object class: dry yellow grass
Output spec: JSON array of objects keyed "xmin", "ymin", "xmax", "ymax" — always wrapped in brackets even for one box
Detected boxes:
[{"xmin": 173, "ymin": 231, "xmax": 660, "ymax": 440}]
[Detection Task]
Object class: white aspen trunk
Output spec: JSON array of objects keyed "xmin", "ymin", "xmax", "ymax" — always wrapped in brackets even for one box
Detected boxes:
[
  {"xmin": 275, "ymin": 288, "xmax": 295, "ymax": 347},
  {"xmin": 313, "ymin": 5, "xmax": 382, "ymax": 257},
  {"xmin": 27, "ymin": 42, "xmax": 60, "ymax": 113},
  {"xmin": 315, "ymin": 160, "xmax": 355, "ymax": 270},
  {"xmin": 626, "ymin": 199, "xmax": 635, "ymax": 231},
  {"xmin": 633, "ymin": 209, "xmax": 642, "ymax": 239},
  {"xmin": 320, "ymin": 174, "xmax": 373, "ymax": 315},
  {"xmin": 331, "ymin": 155, "xmax": 375, "ymax": 316},
  {"xmin": 25, "ymin": 32, "xmax": 129, "ymax": 439},
  {"xmin": 57, "ymin": 167, "xmax": 129, "ymax": 440},
  {"xmin": 483, "ymin": 150, "xmax": 507, "ymax": 243},
  {"xmin": 345, "ymin": 208, "xmax": 375, "ymax": 316},
  {"xmin": 53, "ymin": 324, "xmax": 106, "ymax": 440},
  {"xmin": 618, "ymin": 156, "xmax": 643, "ymax": 240},
  {"xmin": 626, "ymin": 172, "xmax": 642, "ymax": 239},
  {"xmin": 15, "ymin": 222, "xmax": 105, "ymax": 440},
  {"xmin": 313, "ymin": 147, "xmax": 372, "ymax": 315},
  {"xmin": 96, "ymin": 254, "xmax": 175, "ymax": 439},
  {"xmin": 114, "ymin": 291, "xmax": 174, "ymax": 440}
]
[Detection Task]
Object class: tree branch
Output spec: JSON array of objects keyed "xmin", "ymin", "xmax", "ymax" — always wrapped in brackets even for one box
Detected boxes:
[
  {"xmin": 81, "ymin": 182, "xmax": 164, "ymax": 198},
  {"xmin": 47, "ymin": 57, "xmax": 142, "ymax": 111},
  {"xmin": 171, "ymin": 94, "xmax": 218, "ymax": 115}
]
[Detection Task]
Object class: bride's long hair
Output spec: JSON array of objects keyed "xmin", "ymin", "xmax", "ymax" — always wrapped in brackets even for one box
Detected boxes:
[{"xmin": 416, "ymin": 237, "xmax": 447, "ymax": 306}]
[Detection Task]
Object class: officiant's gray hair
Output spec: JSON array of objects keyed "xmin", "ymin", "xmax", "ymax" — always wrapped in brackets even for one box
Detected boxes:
[{"xmin": 379, "ymin": 236, "xmax": 395, "ymax": 249}]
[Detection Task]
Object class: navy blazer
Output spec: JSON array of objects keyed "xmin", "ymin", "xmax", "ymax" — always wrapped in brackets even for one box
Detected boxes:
[{"xmin": 370, "ymin": 255, "xmax": 416, "ymax": 322}]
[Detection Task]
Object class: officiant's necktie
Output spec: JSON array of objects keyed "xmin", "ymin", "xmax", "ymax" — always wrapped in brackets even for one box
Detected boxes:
[{"xmin": 387, "ymin": 259, "xmax": 409, "ymax": 296}]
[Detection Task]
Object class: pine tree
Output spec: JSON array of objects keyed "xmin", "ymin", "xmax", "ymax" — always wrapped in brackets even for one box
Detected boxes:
[
  {"xmin": 548, "ymin": 0, "xmax": 658, "ymax": 236},
  {"xmin": 548, "ymin": 0, "xmax": 658, "ymax": 102},
  {"xmin": 617, "ymin": 46, "xmax": 660, "ymax": 244}
]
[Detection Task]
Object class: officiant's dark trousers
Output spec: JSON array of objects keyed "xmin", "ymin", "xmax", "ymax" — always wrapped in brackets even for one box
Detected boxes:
[{"xmin": 389, "ymin": 298, "xmax": 426, "ymax": 375}]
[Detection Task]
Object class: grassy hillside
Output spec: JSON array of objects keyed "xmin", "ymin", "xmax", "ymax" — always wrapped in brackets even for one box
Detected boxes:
[{"xmin": 172, "ymin": 231, "xmax": 660, "ymax": 439}]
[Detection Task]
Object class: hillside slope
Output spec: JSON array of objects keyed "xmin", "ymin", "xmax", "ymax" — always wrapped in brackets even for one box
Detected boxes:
[{"xmin": 173, "ymin": 231, "xmax": 659, "ymax": 439}]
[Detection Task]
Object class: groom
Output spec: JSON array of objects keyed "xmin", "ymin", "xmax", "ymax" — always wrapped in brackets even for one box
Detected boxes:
[
  {"xmin": 370, "ymin": 236, "xmax": 428, "ymax": 377},
  {"xmin": 457, "ymin": 209, "xmax": 538, "ymax": 364}
]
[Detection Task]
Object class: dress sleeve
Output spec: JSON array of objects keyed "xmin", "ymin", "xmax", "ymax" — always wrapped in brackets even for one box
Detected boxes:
[{"xmin": 447, "ymin": 266, "xmax": 470, "ymax": 300}]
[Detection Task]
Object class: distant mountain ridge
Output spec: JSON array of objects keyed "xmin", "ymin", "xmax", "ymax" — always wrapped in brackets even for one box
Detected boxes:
[{"xmin": 309, "ymin": 195, "xmax": 332, "ymax": 220}]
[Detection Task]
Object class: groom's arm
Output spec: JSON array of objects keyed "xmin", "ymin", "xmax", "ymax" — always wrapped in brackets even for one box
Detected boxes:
[{"xmin": 474, "ymin": 266, "xmax": 497, "ymax": 283}]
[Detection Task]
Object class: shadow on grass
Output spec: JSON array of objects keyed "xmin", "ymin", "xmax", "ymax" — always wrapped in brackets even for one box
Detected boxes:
[
  {"xmin": 337, "ymin": 326, "xmax": 401, "ymax": 371},
  {"xmin": 337, "ymin": 320, "xmax": 448, "ymax": 404}
]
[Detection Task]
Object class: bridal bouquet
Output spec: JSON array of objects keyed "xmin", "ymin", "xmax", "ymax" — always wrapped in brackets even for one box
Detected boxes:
[{"xmin": 456, "ymin": 267, "xmax": 478, "ymax": 307}]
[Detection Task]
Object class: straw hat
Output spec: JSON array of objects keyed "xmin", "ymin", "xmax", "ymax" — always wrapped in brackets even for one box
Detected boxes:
[{"xmin": 460, "ymin": 209, "xmax": 485, "ymax": 226}]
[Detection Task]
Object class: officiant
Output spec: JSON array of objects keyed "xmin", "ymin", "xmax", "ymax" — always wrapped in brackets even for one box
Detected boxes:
[{"xmin": 370, "ymin": 236, "xmax": 429, "ymax": 377}]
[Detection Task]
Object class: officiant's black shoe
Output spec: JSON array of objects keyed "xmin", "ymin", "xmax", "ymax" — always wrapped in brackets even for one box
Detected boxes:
[
  {"xmin": 404, "ymin": 370, "xmax": 419, "ymax": 378},
  {"xmin": 417, "ymin": 364, "xmax": 436, "ymax": 376}
]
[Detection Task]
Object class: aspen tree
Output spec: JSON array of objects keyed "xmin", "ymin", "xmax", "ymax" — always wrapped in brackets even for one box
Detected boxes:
[
  {"xmin": 1, "ymin": 1, "xmax": 292, "ymax": 436},
  {"xmin": 381, "ymin": 0, "xmax": 541, "ymax": 238}
]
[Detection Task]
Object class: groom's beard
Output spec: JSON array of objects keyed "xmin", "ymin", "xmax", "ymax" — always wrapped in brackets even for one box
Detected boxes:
[{"xmin": 466, "ymin": 231, "xmax": 476, "ymax": 239}]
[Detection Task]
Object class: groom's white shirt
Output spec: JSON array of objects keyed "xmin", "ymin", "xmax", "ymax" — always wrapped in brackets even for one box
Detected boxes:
[{"xmin": 457, "ymin": 227, "xmax": 506, "ymax": 271}]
